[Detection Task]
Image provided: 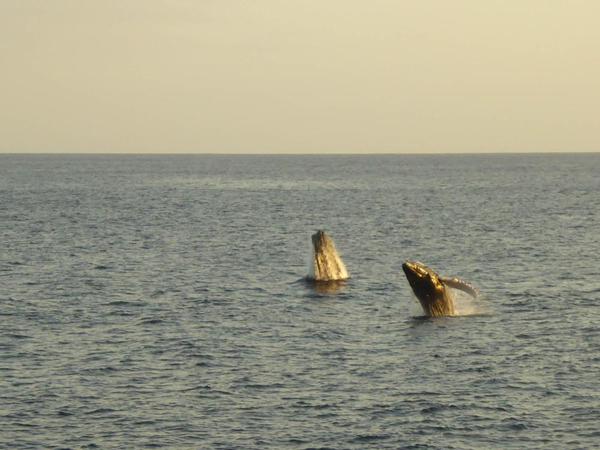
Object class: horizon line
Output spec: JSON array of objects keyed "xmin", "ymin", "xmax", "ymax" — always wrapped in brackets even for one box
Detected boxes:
[{"xmin": 1, "ymin": 151, "xmax": 599, "ymax": 156}]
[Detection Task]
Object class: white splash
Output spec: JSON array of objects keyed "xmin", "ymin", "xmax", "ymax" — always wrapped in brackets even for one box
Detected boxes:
[{"xmin": 450, "ymin": 289, "xmax": 490, "ymax": 316}]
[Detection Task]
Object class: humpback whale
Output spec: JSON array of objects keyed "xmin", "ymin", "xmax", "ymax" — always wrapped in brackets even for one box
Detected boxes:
[
  {"xmin": 402, "ymin": 261, "xmax": 478, "ymax": 317},
  {"xmin": 306, "ymin": 230, "xmax": 349, "ymax": 282}
]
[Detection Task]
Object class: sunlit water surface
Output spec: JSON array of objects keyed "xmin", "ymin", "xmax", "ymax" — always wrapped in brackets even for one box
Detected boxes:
[{"xmin": 1, "ymin": 154, "xmax": 599, "ymax": 449}]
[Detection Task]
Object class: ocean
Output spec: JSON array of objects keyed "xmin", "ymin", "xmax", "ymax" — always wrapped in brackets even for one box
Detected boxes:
[{"xmin": 1, "ymin": 154, "xmax": 599, "ymax": 449}]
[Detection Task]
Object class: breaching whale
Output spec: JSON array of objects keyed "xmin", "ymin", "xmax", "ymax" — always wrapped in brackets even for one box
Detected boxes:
[
  {"xmin": 306, "ymin": 230, "xmax": 349, "ymax": 282},
  {"xmin": 402, "ymin": 261, "xmax": 478, "ymax": 317}
]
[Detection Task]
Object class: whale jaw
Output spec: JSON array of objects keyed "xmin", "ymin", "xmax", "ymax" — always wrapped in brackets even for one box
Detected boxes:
[
  {"xmin": 307, "ymin": 231, "xmax": 349, "ymax": 282},
  {"xmin": 402, "ymin": 261, "xmax": 456, "ymax": 317}
]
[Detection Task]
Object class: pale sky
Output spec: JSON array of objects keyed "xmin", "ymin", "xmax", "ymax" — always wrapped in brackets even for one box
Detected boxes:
[{"xmin": 1, "ymin": 1, "xmax": 599, "ymax": 153}]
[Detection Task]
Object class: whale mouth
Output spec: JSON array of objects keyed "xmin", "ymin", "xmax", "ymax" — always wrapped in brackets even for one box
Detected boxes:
[{"xmin": 402, "ymin": 261, "xmax": 429, "ymax": 279}]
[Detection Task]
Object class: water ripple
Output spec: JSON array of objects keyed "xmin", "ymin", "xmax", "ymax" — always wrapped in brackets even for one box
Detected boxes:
[{"xmin": 1, "ymin": 154, "xmax": 600, "ymax": 449}]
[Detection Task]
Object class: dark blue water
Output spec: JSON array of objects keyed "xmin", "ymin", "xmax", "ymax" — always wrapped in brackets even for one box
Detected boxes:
[{"xmin": 1, "ymin": 154, "xmax": 599, "ymax": 449}]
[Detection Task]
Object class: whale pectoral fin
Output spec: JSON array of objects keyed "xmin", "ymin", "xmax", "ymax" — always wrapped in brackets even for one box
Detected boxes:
[{"xmin": 441, "ymin": 277, "xmax": 479, "ymax": 298}]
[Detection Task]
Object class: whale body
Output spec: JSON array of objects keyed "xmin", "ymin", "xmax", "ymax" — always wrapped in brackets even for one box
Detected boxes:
[
  {"xmin": 402, "ymin": 261, "xmax": 478, "ymax": 317},
  {"xmin": 306, "ymin": 230, "xmax": 349, "ymax": 282}
]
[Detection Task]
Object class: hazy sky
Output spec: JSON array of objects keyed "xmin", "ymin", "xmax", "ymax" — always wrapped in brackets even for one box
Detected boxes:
[{"xmin": 2, "ymin": 1, "xmax": 599, "ymax": 153}]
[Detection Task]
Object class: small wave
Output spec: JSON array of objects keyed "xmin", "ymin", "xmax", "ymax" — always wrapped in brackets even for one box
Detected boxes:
[
  {"xmin": 352, "ymin": 434, "xmax": 391, "ymax": 443},
  {"xmin": 85, "ymin": 408, "xmax": 117, "ymax": 416},
  {"xmin": 139, "ymin": 318, "xmax": 164, "ymax": 325},
  {"xmin": 81, "ymin": 366, "xmax": 118, "ymax": 374},
  {"xmin": 177, "ymin": 384, "xmax": 213, "ymax": 392},
  {"xmin": 285, "ymin": 438, "xmax": 309, "ymax": 445},
  {"xmin": 500, "ymin": 418, "xmax": 529, "ymax": 431},
  {"xmin": 315, "ymin": 412, "xmax": 337, "ymax": 419},
  {"xmin": 9, "ymin": 422, "xmax": 36, "ymax": 428},
  {"xmin": 242, "ymin": 382, "xmax": 286, "ymax": 390},
  {"xmin": 6, "ymin": 333, "xmax": 31, "ymax": 339},
  {"xmin": 302, "ymin": 447, "xmax": 336, "ymax": 450},
  {"xmin": 515, "ymin": 333, "xmax": 533, "ymax": 339},
  {"xmin": 420, "ymin": 404, "xmax": 459, "ymax": 414},
  {"xmin": 107, "ymin": 300, "xmax": 142, "ymax": 307}
]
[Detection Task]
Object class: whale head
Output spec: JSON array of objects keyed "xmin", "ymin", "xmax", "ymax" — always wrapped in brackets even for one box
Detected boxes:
[
  {"xmin": 307, "ymin": 230, "xmax": 349, "ymax": 282},
  {"xmin": 402, "ymin": 260, "xmax": 446, "ymax": 306},
  {"xmin": 311, "ymin": 230, "xmax": 330, "ymax": 252}
]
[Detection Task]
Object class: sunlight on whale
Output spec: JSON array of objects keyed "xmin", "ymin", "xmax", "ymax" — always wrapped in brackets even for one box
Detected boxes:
[
  {"xmin": 402, "ymin": 260, "xmax": 481, "ymax": 317},
  {"xmin": 306, "ymin": 230, "xmax": 349, "ymax": 282}
]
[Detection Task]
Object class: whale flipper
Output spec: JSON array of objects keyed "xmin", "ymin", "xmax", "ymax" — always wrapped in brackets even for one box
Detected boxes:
[
  {"xmin": 440, "ymin": 276, "xmax": 479, "ymax": 298},
  {"xmin": 307, "ymin": 230, "xmax": 349, "ymax": 282}
]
